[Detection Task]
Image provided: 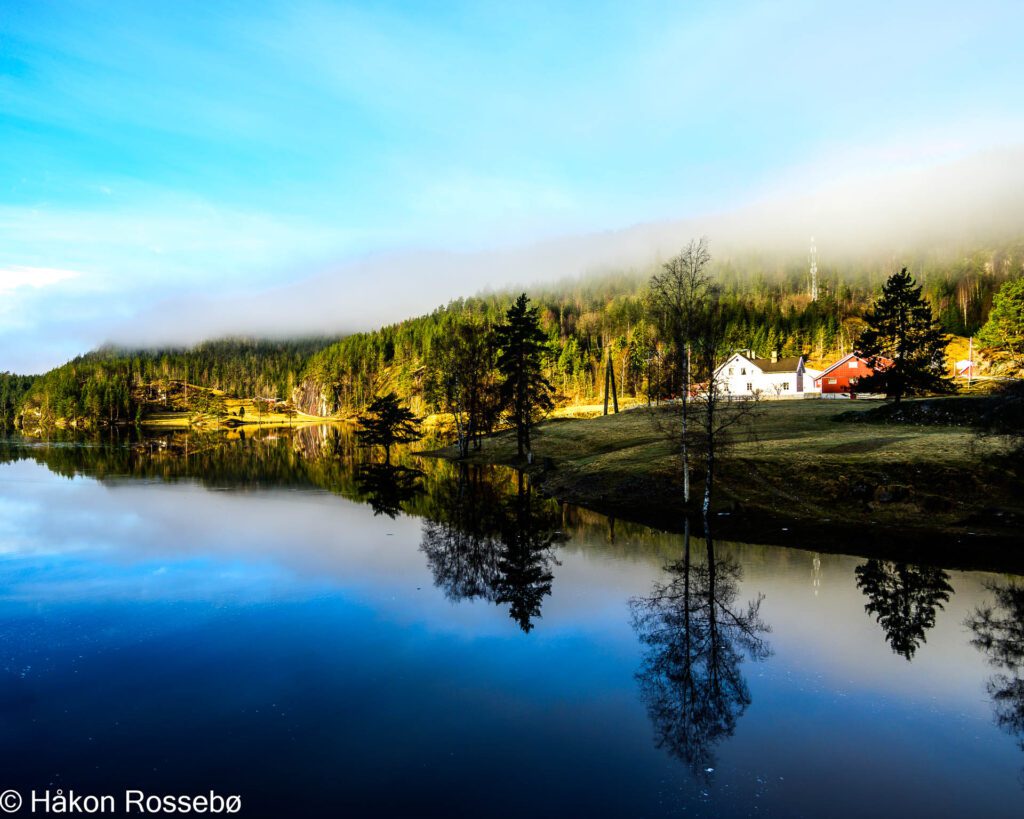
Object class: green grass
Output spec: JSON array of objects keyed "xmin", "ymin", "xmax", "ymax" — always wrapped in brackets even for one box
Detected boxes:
[{"xmin": 433, "ymin": 398, "xmax": 1022, "ymax": 541}]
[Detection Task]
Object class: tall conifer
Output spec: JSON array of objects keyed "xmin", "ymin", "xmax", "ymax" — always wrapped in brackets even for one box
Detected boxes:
[{"xmin": 857, "ymin": 268, "xmax": 951, "ymax": 403}]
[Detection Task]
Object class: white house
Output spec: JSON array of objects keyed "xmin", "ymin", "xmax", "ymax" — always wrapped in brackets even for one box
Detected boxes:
[{"xmin": 714, "ymin": 351, "xmax": 820, "ymax": 398}]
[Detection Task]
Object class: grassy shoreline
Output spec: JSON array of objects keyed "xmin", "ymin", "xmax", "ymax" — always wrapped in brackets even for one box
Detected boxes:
[{"xmin": 422, "ymin": 398, "xmax": 1024, "ymax": 572}]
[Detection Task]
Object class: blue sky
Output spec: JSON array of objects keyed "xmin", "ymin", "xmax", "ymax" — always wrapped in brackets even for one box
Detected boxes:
[{"xmin": 1, "ymin": 0, "xmax": 1023, "ymax": 371}]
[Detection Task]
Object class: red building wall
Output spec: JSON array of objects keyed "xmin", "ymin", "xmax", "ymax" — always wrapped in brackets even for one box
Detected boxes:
[{"xmin": 815, "ymin": 356, "xmax": 874, "ymax": 394}]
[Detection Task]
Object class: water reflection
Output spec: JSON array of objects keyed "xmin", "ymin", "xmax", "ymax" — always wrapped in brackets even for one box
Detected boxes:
[
  {"xmin": 421, "ymin": 464, "xmax": 505, "ymax": 602},
  {"xmin": 492, "ymin": 472, "xmax": 561, "ymax": 632},
  {"xmin": 421, "ymin": 465, "xmax": 561, "ymax": 632},
  {"xmin": 3, "ymin": 428, "xmax": 1024, "ymax": 815},
  {"xmin": 355, "ymin": 463, "xmax": 425, "ymax": 518},
  {"xmin": 630, "ymin": 522, "xmax": 771, "ymax": 777},
  {"xmin": 1, "ymin": 427, "xmax": 566, "ymax": 631},
  {"xmin": 0, "ymin": 425, "xmax": 428, "ymax": 506},
  {"xmin": 855, "ymin": 560, "xmax": 954, "ymax": 659},
  {"xmin": 967, "ymin": 582, "xmax": 1024, "ymax": 778}
]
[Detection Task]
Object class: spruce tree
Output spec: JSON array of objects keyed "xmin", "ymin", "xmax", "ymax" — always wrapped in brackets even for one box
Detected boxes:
[
  {"xmin": 494, "ymin": 294, "xmax": 554, "ymax": 459},
  {"xmin": 356, "ymin": 392, "xmax": 423, "ymax": 464},
  {"xmin": 856, "ymin": 268, "xmax": 951, "ymax": 404}
]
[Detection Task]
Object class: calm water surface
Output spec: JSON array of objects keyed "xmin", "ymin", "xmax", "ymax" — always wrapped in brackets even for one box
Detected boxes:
[{"xmin": 0, "ymin": 427, "xmax": 1021, "ymax": 818}]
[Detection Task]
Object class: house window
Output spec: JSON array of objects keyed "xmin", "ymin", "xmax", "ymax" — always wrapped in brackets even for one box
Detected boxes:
[
  {"xmin": 848, "ymin": 361, "xmax": 858, "ymax": 368},
  {"xmin": 728, "ymin": 367, "xmax": 734, "ymax": 375},
  {"xmin": 781, "ymin": 382, "xmax": 790, "ymax": 390},
  {"xmin": 746, "ymin": 382, "xmax": 753, "ymax": 392},
  {"xmin": 828, "ymin": 378, "xmax": 837, "ymax": 384},
  {"xmin": 740, "ymin": 368, "xmax": 746, "ymax": 375}
]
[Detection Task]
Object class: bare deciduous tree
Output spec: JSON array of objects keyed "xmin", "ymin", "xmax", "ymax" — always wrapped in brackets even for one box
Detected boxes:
[
  {"xmin": 650, "ymin": 237, "xmax": 713, "ymax": 505},
  {"xmin": 689, "ymin": 298, "xmax": 761, "ymax": 519}
]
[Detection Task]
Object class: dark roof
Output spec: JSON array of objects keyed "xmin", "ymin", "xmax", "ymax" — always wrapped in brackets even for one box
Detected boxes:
[{"xmin": 749, "ymin": 355, "xmax": 803, "ymax": 373}]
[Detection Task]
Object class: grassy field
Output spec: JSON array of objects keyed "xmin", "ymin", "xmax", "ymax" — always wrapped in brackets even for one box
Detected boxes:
[
  {"xmin": 139, "ymin": 388, "xmax": 331, "ymax": 428},
  {"xmin": 428, "ymin": 397, "xmax": 1024, "ymax": 566}
]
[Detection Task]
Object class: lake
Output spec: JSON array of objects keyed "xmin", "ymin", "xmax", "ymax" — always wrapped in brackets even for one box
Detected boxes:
[{"xmin": 0, "ymin": 426, "xmax": 1021, "ymax": 818}]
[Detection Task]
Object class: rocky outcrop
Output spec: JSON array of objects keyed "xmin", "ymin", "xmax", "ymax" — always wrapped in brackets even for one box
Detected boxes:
[{"xmin": 291, "ymin": 377, "xmax": 338, "ymax": 417}]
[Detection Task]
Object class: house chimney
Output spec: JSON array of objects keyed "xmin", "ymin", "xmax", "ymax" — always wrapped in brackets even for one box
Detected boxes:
[{"xmin": 771, "ymin": 350, "xmax": 779, "ymax": 363}]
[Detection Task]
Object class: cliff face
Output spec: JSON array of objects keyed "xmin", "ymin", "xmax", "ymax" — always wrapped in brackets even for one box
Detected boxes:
[{"xmin": 292, "ymin": 377, "xmax": 338, "ymax": 417}]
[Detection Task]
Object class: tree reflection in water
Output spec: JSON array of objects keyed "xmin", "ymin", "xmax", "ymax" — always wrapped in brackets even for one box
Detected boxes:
[
  {"xmin": 630, "ymin": 521, "xmax": 771, "ymax": 777},
  {"xmin": 966, "ymin": 582, "xmax": 1024, "ymax": 779},
  {"xmin": 354, "ymin": 463, "xmax": 425, "ymax": 518},
  {"xmin": 420, "ymin": 464, "xmax": 505, "ymax": 602},
  {"xmin": 854, "ymin": 560, "xmax": 953, "ymax": 660},
  {"xmin": 420, "ymin": 466, "xmax": 560, "ymax": 633}
]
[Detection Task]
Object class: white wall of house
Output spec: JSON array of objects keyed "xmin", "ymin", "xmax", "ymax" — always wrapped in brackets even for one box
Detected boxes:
[{"xmin": 715, "ymin": 353, "xmax": 820, "ymax": 398}]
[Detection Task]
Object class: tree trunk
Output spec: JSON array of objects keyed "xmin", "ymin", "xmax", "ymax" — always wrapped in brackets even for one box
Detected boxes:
[
  {"xmin": 682, "ymin": 515, "xmax": 691, "ymax": 671},
  {"xmin": 517, "ymin": 364, "xmax": 527, "ymax": 458},
  {"xmin": 603, "ymin": 353, "xmax": 610, "ymax": 416},
  {"xmin": 609, "ymin": 353, "xmax": 619, "ymax": 413},
  {"xmin": 681, "ymin": 345, "xmax": 690, "ymax": 504},
  {"xmin": 706, "ymin": 528, "xmax": 718, "ymax": 690},
  {"xmin": 702, "ymin": 388, "xmax": 714, "ymax": 520}
]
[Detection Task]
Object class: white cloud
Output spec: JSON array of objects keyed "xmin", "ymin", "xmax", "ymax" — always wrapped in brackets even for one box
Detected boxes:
[{"xmin": 0, "ymin": 265, "xmax": 81, "ymax": 294}]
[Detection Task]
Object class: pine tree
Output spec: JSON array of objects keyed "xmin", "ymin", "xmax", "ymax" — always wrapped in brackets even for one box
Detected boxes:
[
  {"xmin": 356, "ymin": 392, "xmax": 423, "ymax": 464},
  {"xmin": 494, "ymin": 294, "xmax": 554, "ymax": 459},
  {"xmin": 856, "ymin": 268, "xmax": 952, "ymax": 404}
]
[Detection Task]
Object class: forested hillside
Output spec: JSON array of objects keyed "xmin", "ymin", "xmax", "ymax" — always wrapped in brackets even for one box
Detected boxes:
[
  {"xmin": 0, "ymin": 373, "xmax": 36, "ymax": 427},
  {"xmin": 14, "ymin": 337, "xmax": 336, "ymax": 427},
  {"xmin": 295, "ymin": 243, "xmax": 1023, "ymax": 416}
]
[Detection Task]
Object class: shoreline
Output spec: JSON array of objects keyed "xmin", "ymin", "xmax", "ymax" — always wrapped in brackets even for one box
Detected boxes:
[{"xmin": 421, "ymin": 400, "xmax": 1024, "ymax": 574}]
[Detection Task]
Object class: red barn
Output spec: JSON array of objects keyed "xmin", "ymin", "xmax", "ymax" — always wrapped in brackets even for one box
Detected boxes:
[{"xmin": 813, "ymin": 353, "xmax": 876, "ymax": 396}]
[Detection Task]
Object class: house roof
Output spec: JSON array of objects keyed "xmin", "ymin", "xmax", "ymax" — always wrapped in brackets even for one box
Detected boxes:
[
  {"xmin": 815, "ymin": 352, "xmax": 895, "ymax": 380},
  {"xmin": 716, "ymin": 352, "xmax": 802, "ymax": 376},
  {"xmin": 816, "ymin": 352, "xmax": 866, "ymax": 379},
  {"xmin": 719, "ymin": 352, "xmax": 804, "ymax": 374},
  {"xmin": 749, "ymin": 355, "xmax": 803, "ymax": 373}
]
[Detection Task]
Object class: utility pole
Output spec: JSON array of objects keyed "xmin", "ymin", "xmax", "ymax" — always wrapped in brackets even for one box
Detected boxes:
[
  {"xmin": 603, "ymin": 349, "xmax": 618, "ymax": 415},
  {"xmin": 809, "ymin": 237, "xmax": 819, "ymax": 302}
]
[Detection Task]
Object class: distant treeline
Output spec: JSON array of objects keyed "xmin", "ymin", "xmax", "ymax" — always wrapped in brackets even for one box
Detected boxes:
[{"xmin": 12, "ymin": 337, "xmax": 336, "ymax": 427}]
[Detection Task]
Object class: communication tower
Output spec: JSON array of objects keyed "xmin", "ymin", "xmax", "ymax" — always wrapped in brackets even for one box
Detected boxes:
[{"xmin": 809, "ymin": 237, "xmax": 819, "ymax": 301}]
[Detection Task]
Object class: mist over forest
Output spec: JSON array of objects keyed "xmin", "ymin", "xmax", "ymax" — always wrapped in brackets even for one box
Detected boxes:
[
  {"xmin": 4, "ymin": 145, "xmax": 1024, "ymax": 427},
  {"xmin": 92, "ymin": 145, "xmax": 1024, "ymax": 350}
]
